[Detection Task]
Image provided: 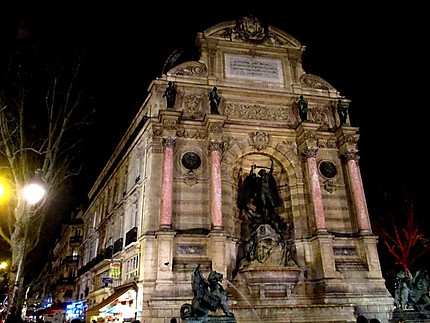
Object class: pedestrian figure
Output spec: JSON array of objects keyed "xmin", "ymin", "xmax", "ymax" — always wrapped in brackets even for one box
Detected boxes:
[
  {"xmin": 337, "ymin": 99, "xmax": 349, "ymax": 125},
  {"xmin": 208, "ymin": 87, "xmax": 221, "ymax": 114},
  {"xmin": 297, "ymin": 95, "xmax": 308, "ymax": 122},
  {"xmin": 163, "ymin": 81, "xmax": 177, "ymax": 110}
]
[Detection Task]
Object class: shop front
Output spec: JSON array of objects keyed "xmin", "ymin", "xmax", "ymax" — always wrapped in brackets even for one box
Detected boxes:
[{"xmin": 85, "ymin": 283, "xmax": 137, "ymax": 323}]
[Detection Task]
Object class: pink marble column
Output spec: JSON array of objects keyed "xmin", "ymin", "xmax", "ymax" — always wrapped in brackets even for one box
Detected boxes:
[
  {"xmin": 345, "ymin": 151, "xmax": 371, "ymax": 234},
  {"xmin": 160, "ymin": 137, "xmax": 175, "ymax": 229},
  {"xmin": 304, "ymin": 147, "xmax": 327, "ymax": 233},
  {"xmin": 209, "ymin": 141, "xmax": 223, "ymax": 230}
]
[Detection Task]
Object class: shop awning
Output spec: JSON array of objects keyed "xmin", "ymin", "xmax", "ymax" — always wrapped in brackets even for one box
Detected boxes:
[
  {"xmin": 86, "ymin": 283, "xmax": 137, "ymax": 316},
  {"xmin": 35, "ymin": 302, "xmax": 70, "ymax": 315}
]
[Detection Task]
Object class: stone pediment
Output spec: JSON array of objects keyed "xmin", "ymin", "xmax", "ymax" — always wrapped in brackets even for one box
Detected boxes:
[{"xmin": 202, "ymin": 15, "xmax": 302, "ymax": 49}]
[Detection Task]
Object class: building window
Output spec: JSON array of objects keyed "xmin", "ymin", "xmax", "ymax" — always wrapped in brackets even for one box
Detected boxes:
[{"xmin": 125, "ymin": 255, "xmax": 139, "ymax": 281}]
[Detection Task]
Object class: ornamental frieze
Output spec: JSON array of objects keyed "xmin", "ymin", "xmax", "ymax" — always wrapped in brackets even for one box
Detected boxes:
[
  {"xmin": 224, "ymin": 103, "xmax": 293, "ymax": 123},
  {"xmin": 317, "ymin": 139, "xmax": 337, "ymax": 149},
  {"xmin": 176, "ymin": 128, "xmax": 207, "ymax": 139}
]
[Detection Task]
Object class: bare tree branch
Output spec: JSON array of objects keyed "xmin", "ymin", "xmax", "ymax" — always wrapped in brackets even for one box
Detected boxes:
[{"xmin": 0, "ymin": 44, "xmax": 93, "ymax": 311}]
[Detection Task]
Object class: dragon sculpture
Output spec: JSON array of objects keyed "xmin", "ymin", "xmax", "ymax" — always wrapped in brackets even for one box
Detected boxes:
[{"xmin": 180, "ymin": 264, "xmax": 235, "ymax": 321}]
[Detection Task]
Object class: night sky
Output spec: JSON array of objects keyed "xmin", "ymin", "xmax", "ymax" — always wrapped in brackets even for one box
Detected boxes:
[{"xmin": 1, "ymin": 3, "xmax": 428, "ymax": 245}]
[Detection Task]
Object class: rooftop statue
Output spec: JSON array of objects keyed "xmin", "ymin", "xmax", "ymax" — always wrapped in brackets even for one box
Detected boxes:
[{"xmin": 163, "ymin": 81, "xmax": 177, "ymax": 110}]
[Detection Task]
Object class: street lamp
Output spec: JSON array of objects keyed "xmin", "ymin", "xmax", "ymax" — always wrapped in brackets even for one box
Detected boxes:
[
  {"xmin": 22, "ymin": 183, "xmax": 46, "ymax": 206},
  {"xmin": 23, "ymin": 169, "xmax": 46, "ymax": 206}
]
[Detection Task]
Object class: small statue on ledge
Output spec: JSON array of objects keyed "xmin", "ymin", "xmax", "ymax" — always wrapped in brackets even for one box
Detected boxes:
[
  {"xmin": 163, "ymin": 81, "xmax": 177, "ymax": 110},
  {"xmin": 180, "ymin": 264, "xmax": 235, "ymax": 322},
  {"xmin": 337, "ymin": 99, "xmax": 349, "ymax": 125},
  {"xmin": 208, "ymin": 87, "xmax": 221, "ymax": 114},
  {"xmin": 297, "ymin": 95, "xmax": 309, "ymax": 122}
]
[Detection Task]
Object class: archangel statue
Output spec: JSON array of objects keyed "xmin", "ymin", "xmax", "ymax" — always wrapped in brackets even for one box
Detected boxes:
[{"xmin": 236, "ymin": 159, "xmax": 297, "ymax": 269}]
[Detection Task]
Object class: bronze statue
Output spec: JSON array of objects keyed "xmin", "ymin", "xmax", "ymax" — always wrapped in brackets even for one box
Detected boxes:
[
  {"xmin": 180, "ymin": 265, "xmax": 235, "ymax": 321},
  {"xmin": 337, "ymin": 99, "xmax": 348, "ymax": 125},
  {"xmin": 163, "ymin": 81, "xmax": 177, "ymax": 110},
  {"xmin": 297, "ymin": 95, "xmax": 308, "ymax": 122},
  {"xmin": 394, "ymin": 269, "xmax": 430, "ymax": 313},
  {"xmin": 208, "ymin": 87, "xmax": 221, "ymax": 114},
  {"xmin": 236, "ymin": 159, "xmax": 296, "ymax": 270},
  {"xmin": 237, "ymin": 159, "xmax": 283, "ymax": 227}
]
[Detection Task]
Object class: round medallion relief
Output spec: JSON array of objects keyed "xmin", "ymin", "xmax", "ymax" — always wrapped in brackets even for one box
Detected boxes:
[
  {"xmin": 319, "ymin": 160, "xmax": 337, "ymax": 178},
  {"xmin": 181, "ymin": 151, "xmax": 202, "ymax": 171}
]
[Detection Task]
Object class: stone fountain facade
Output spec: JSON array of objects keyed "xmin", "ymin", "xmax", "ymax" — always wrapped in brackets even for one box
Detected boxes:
[{"xmin": 80, "ymin": 16, "xmax": 395, "ymax": 323}]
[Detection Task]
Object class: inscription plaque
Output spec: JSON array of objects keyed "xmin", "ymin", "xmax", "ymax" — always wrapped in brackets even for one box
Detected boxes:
[{"xmin": 225, "ymin": 54, "xmax": 283, "ymax": 82}]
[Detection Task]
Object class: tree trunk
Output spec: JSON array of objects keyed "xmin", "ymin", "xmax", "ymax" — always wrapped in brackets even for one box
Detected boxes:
[{"xmin": 7, "ymin": 204, "xmax": 28, "ymax": 314}]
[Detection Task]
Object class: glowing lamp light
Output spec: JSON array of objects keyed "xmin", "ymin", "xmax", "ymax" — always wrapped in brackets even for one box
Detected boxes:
[
  {"xmin": 0, "ymin": 179, "xmax": 9, "ymax": 201},
  {"xmin": 23, "ymin": 183, "xmax": 46, "ymax": 205}
]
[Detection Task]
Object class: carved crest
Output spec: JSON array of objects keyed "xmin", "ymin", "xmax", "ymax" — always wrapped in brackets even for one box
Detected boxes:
[
  {"xmin": 235, "ymin": 16, "xmax": 267, "ymax": 42},
  {"xmin": 250, "ymin": 132, "xmax": 270, "ymax": 151}
]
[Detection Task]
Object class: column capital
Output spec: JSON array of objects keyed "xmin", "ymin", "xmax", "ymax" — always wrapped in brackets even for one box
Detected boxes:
[
  {"xmin": 300, "ymin": 146, "xmax": 319, "ymax": 158},
  {"xmin": 341, "ymin": 149, "xmax": 360, "ymax": 161},
  {"xmin": 208, "ymin": 140, "xmax": 224, "ymax": 153},
  {"xmin": 162, "ymin": 136, "xmax": 176, "ymax": 149}
]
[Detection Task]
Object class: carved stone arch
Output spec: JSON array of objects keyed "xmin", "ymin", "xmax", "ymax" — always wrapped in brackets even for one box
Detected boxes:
[
  {"xmin": 222, "ymin": 140, "xmax": 306, "ymax": 231},
  {"xmin": 224, "ymin": 135, "xmax": 249, "ymax": 156},
  {"xmin": 221, "ymin": 139, "xmax": 300, "ymax": 185},
  {"xmin": 223, "ymin": 146, "xmax": 294, "ymax": 202}
]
